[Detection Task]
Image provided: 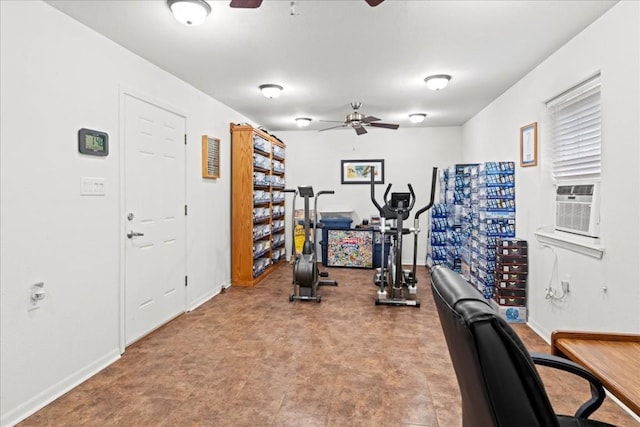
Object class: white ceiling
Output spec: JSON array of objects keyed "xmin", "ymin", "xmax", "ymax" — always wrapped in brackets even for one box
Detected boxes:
[{"xmin": 46, "ymin": 0, "xmax": 617, "ymax": 134}]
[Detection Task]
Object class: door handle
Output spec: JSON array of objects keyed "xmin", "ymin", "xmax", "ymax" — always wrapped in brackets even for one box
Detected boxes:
[{"xmin": 127, "ymin": 231, "xmax": 144, "ymax": 239}]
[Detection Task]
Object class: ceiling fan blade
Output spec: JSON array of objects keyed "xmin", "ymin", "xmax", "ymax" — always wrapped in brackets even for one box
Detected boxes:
[
  {"xmin": 355, "ymin": 126, "xmax": 368, "ymax": 136},
  {"xmin": 319, "ymin": 125, "xmax": 347, "ymax": 132},
  {"xmin": 230, "ymin": 0, "xmax": 263, "ymax": 8},
  {"xmin": 362, "ymin": 116, "xmax": 381, "ymax": 123},
  {"xmin": 365, "ymin": 0, "xmax": 384, "ymax": 6},
  {"xmin": 369, "ymin": 122, "xmax": 400, "ymax": 130}
]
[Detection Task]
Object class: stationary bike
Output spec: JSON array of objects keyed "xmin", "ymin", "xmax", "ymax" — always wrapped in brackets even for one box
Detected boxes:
[
  {"xmin": 289, "ymin": 185, "xmax": 338, "ymax": 302},
  {"xmin": 370, "ymin": 167, "xmax": 437, "ymax": 307}
]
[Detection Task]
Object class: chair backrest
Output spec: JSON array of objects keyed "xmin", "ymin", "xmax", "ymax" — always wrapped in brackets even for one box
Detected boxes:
[{"xmin": 430, "ymin": 265, "xmax": 559, "ymax": 427}]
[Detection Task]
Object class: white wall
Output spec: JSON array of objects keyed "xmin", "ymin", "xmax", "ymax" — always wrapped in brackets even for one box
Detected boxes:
[
  {"xmin": 462, "ymin": 1, "xmax": 640, "ymax": 338},
  {"xmin": 0, "ymin": 2, "xmax": 243, "ymax": 425},
  {"xmin": 2, "ymin": 0, "xmax": 637, "ymax": 425},
  {"xmin": 277, "ymin": 126, "xmax": 462, "ymax": 265}
]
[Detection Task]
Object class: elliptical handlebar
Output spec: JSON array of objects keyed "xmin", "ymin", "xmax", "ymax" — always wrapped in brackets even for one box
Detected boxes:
[
  {"xmin": 414, "ymin": 167, "xmax": 438, "ymax": 219},
  {"xmin": 410, "ymin": 167, "xmax": 438, "ymax": 285},
  {"xmin": 284, "ymin": 189, "xmax": 298, "ymax": 257},
  {"xmin": 382, "ymin": 184, "xmax": 415, "ymax": 211},
  {"xmin": 313, "ymin": 189, "xmax": 336, "ymax": 243},
  {"xmin": 370, "ymin": 173, "xmax": 385, "ymax": 214},
  {"xmin": 371, "ymin": 173, "xmax": 416, "ymax": 214},
  {"xmin": 400, "ymin": 184, "xmax": 416, "ymax": 211},
  {"xmin": 382, "ymin": 184, "xmax": 392, "ymax": 207}
]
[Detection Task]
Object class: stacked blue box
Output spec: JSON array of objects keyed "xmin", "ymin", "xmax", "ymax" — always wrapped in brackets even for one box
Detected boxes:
[
  {"xmin": 427, "ymin": 203, "xmax": 448, "ymax": 267},
  {"xmin": 467, "ymin": 162, "xmax": 516, "ymax": 298},
  {"xmin": 466, "ymin": 165, "xmax": 481, "ymax": 287},
  {"xmin": 434, "ymin": 165, "xmax": 475, "ymax": 273},
  {"xmin": 445, "ymin": 165, "xmax": 464, "ymax": 273},
  {"xmin": 429, "ymin": 164, "xmax": 481, "ymax": 274},
  {"xmin": 458, "ymin": 166, "xmax": 476, "ymax": 279}
]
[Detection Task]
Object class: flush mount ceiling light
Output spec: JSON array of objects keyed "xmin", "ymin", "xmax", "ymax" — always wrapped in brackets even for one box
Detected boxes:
[
  {"xmin": 168, "ymin": 0, "xmax": 211, "ymax": 26},
  {"xmin": 295, "ymin": 117, "xmax": 312, "ymax": 127},
  {"xmin": 424, "ymin": 74, "xmax": 452, "ymax": 91},
  {"xmin": 409, "ymin": 113, "xmax": 427, "ymax": 123},
  {"xmin": 259, "ymin": 84, "xmax": 283, "ymax": 99}
]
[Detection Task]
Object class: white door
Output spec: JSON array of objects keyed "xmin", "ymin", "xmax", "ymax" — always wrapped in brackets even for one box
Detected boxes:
[{"xmin": 123, "ymin": 94, "xmax": 186, "ymax": 346}]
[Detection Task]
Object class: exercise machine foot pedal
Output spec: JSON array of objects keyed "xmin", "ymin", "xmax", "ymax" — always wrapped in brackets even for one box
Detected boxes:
[
  {"xmin": 319, "ymin": 279, "xmax": 338, "ymax": 287},
  {"xmin": 375, "ymin": 298, "xmax": 421, "ymax": 308}
]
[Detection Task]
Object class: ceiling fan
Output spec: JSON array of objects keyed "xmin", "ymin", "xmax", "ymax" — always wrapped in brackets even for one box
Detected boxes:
[
  {"xmin": 229, "ymin": 0, "xmax": 384, "ymax": 8},
  {"xmin": 319, "ymin": 102, "xmax": 400, "ymax": 136}
]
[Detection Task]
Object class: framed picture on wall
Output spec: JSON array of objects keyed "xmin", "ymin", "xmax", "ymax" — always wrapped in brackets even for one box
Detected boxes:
[
  {"xmin": 520, "ymin": 122, "xmax": 538, "ymax": 167},
  {"xmin": 340, "ymin": 159, "xmax": 384, "ymax": 184},
  {"xmin": 202, "ymin": 135, "xmax": 220, "ymax": 178}
]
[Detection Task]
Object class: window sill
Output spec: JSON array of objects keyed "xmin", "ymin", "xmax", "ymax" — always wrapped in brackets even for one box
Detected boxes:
[{"xmin": 534, "ymin": 230, "xmax": 604, "ymax": 259}]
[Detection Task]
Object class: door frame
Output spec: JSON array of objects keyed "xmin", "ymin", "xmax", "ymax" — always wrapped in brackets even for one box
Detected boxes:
[{"xmin": 118, "ymin": 86, "xmax": 188, "ymax": 354}]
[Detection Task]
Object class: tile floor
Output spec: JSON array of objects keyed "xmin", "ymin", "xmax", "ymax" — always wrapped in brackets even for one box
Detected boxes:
[{"xmin": 19, "ymin": 264, "xmax": 637, "ymax": 426}]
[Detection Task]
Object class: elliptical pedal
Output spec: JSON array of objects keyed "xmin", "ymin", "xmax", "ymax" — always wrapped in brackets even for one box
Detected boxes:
[{"xmin": 403, "ymin": 270, "xmax": 416, "ymax": 284}]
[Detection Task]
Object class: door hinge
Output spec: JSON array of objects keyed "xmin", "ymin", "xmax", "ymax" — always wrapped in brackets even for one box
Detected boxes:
[
  {"xmin": 185, "ymin": 205, "xmax": 188, "ymax": 216},
  {"xmin": 185, "ymin": 276, "xmax": 188, "ymax": 287},
  {"xmin": 184, "ymin": 134, "xmax": 187, "ymax": 145}
]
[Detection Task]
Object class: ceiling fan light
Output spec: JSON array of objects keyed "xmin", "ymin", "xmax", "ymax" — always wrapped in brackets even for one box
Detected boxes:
[
  {"xmin": 259, "ymin": 84, "xmax": 283, "ymax": 99},
  {"xmin": 168, "ymin": 0, "xmax": 211, "ymax": 26},
  {"xmin": 424, "ymin": 74, "xmax": 452, "ymax": 91},
  {"xmin": 295, "ymin": 117, "xmax": 312, "ymax": 127},
  {"xmin": 409, "ymin": 113, "xmax": 426, "ymax": 123}
]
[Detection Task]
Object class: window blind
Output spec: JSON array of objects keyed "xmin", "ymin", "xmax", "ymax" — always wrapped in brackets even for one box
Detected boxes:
[{"xmin": 547, "ymin": 74, "xmax": 601, "ymax": 179}]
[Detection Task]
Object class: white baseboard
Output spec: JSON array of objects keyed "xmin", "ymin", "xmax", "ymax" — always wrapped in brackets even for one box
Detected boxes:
[
  {"xmin": 606, "ymin": 392, "xmax": 640, "ymax": 424},
  {"xmin": 188, "ymin": 280, "xmax": 231, "ymax": 312},
  {"xmin": 1, "ymin": 348, "xmax": 120, "ymax": 427},
  {"xmin": 525, "ymin": 318, "xmax": 552, "ymax": 344}
]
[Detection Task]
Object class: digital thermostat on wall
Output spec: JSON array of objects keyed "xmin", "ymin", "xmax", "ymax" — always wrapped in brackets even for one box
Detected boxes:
[{"xmin": 78, "ymin": 128, "xmax": 109, "ymax": 156}]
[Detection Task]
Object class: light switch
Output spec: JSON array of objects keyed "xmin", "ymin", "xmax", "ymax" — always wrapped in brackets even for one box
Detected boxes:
[{"xmin": 81, "ymin": 177, "xmax": 105, "ymax": 196}]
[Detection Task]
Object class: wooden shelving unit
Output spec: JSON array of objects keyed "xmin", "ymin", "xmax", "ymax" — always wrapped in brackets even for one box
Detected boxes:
[{"xmin": 230, "ymin": 123, "xmax": 286, "ymax": 286}]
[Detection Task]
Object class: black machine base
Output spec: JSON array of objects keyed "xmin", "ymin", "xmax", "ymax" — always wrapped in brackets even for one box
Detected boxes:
[
  {"xmin": 289, "ymin": 279, "xmax": 337, "ymax": 304},
  {"xmin": 375, "ymin": 298, "xmax": 420, "ymax": 307},
  {"xmin": 290, "ymin": 294, "xmax": 321, "ymax": 303}
]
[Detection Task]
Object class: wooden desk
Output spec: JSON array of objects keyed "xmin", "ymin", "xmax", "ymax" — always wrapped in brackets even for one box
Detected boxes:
[{"xmin": 551, "ymin": 331, "xmax": 640, "ymax": 416}]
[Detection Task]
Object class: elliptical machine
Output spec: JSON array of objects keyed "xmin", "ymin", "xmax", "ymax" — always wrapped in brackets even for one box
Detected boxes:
[
  {"xmin": 289, "ymin": 185, "xmax": 338, "ymax": 303},
  {"xmin": 370, "ymin": 167, "xmax": 437, "ymax": 307}
]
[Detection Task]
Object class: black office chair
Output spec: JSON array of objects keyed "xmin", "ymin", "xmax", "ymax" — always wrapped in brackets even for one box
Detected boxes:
[{"xmin": 430, "ymin": 265, "xmax": 616, "ymax": 427}]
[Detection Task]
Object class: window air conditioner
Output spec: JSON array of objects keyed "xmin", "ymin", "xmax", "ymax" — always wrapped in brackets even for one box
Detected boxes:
[{"xmin": 555, "ymin": 181, "xmax": 600, "ymax": 238}]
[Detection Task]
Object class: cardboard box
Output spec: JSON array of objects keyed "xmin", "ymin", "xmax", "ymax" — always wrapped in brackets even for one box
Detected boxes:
[
  {"xmin": 498, "ymin": 272, "xmax": 528, "ymax": 282},
  {"xmin": 496, "ymin": 249, "xmax": 528, "ymax": 259},
  {"xmin": 497, "ymin": 238, "xmax": 528, "ymax": 248},
  {"xmin": 498, "ymin": 305, "xmax": 527, "ymax": 323},
  {"xmin": 294, "ymin": 208, "xmax": 315, "ymax": 221},
  {"xmin": 497, "ymin": 263, "xmax": 528, "ymax": 274},
  {"xmin": 478, "ymin": 218, "xmax": 516, "ymax": 236},
  {"xmin": 496, "ymin": 279, "xmax": 527, "ymax": 289},
  {"xmin": 479, "ymin": 162, "xmax": 515, "ymax": 174},
  {"xmin": 494, "ymin": 287, "xmax": 527, "ymax": 299},
  {"xmin": 495, "ymin": 295, "xmax": 526, "ymax": 306}
]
